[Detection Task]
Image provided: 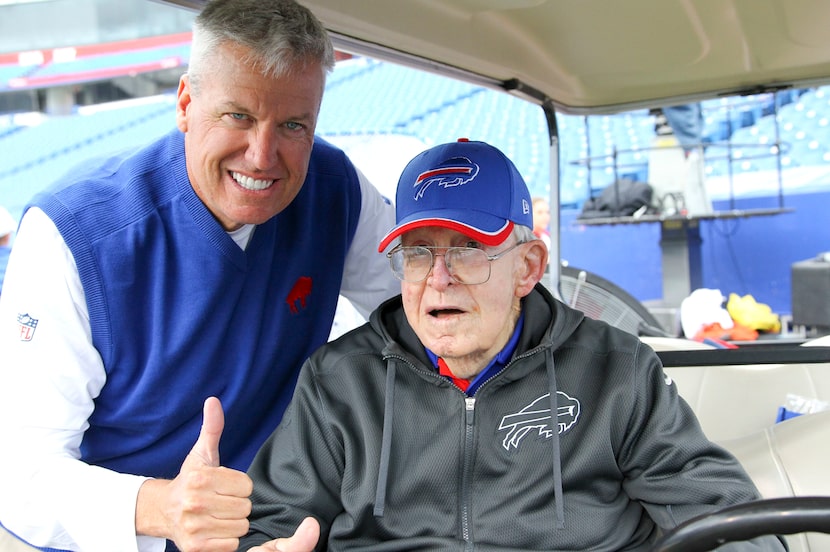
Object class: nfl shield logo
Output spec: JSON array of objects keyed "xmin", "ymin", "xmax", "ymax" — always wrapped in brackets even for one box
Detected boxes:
[{"xmin": 17, "ymin": 313, "xmax": 38, "ymax": 342}]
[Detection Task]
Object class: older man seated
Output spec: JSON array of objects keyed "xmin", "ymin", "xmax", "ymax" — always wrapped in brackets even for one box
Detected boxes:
[{"xmin": 239, "ymin": 139, "xmax": 785, "ymax": 552}]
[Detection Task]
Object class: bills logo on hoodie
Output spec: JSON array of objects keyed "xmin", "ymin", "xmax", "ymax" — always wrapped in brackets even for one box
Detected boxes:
[
  {"xmin": 498, "ymin": 391, "xmax": 581, "ymax": 451},
  {"xmin": 413, "ymin": 156, "xmax": 479, "ymax": 200},
  {"xmin": 17, "ymin": 313, "xmax": 38, "ymax": 341}
]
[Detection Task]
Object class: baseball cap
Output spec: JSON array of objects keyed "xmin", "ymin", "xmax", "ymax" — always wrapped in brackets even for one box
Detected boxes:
[{"xmin": 378, "ymin": 139, "xmax": 532, "ymax": 252}]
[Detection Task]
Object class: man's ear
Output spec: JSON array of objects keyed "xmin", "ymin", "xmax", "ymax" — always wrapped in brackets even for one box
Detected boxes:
[
  {"xmin": 175, "ymin": 74, "xmax": 191, "ymax": 133},
  {"xmin": 515, "ymin": 240, "xmax": 549, "ymax": 297}
]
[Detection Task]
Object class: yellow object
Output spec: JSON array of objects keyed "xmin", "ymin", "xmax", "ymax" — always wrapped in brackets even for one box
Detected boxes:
[{"xmin": 727, "ymin": 293, "xmax": 782, "ymax": 333}]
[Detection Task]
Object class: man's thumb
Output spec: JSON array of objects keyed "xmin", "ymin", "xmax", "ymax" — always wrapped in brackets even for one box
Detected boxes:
[
  {"xmin": 190, "ymin": 396, "xmax": 224, "ymax": 467},
  {"xmin": 276, "ymin": 517, "xmax": 320, "ymax": 552}
]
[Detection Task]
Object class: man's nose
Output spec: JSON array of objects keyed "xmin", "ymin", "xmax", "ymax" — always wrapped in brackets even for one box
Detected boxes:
[
  {"xmin": 428, "ymin": 253, "xmax": 453, "ymax": 289},
  {"xmin": 247, "ymin": 128, "xmax": 279, "ymax": 169}
]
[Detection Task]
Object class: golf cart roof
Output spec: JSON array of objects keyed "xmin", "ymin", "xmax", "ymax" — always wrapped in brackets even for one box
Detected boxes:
[{"xmin": 160, "ymin": 0, "xmax": 830, "ymax": 114}]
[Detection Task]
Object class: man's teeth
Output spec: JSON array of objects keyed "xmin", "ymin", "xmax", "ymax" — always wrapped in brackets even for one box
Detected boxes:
[{"xmin": 232, "ymin": 172, "xmax": 274, "ymax": 191}]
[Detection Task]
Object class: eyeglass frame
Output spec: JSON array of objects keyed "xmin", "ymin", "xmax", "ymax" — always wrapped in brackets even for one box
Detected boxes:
[{"xmin": 386, "ymin": 241, "xmax": 526, "ymax": 284}]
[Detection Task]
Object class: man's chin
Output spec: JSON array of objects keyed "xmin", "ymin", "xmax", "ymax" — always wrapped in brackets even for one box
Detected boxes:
[{"xmin": 224, "ymin": 203, "xmax": 286, "ymax": 228}]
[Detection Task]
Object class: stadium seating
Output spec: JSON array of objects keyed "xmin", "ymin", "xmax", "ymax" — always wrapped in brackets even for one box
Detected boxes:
[
  {"xmin": 0, "ymin": 95, "xmax": 176, "ymax": 215},
  {"xmin": 2, "ymin": 58, "xmax": 830, "ymax": 318},
  {"xmin": 5, "ymin": 57, "xmax": 829, "ymax": 217}
]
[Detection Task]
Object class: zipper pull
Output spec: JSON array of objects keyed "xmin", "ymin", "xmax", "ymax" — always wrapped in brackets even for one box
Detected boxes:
[{"xmin": 465, "ymin": 397, "xmax": 475, "ymax": 424}]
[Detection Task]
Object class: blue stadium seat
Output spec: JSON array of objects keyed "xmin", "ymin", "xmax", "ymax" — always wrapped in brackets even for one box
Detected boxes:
[{"xmin": 5, "ymin": 56, "xmax": 830, "ymax": 219}]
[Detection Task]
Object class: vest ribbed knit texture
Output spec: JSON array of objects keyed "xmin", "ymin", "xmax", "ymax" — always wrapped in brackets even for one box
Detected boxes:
[{"xmin": 27, "ymin": 130, "xmax": 362, "ymax": 477}]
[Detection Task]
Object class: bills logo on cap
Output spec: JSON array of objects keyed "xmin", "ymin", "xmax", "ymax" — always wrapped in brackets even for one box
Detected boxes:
[
  {"xmin": 377, "ymin": 139, "xmax": 534, "ymax": 252},
  {"xmin": 413, "ymin": 156, "xmax": 479, "ymax": 200}
]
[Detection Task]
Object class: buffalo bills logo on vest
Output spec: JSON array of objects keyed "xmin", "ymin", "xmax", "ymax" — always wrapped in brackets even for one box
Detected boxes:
[
  {"xmin": 286, "ymin": 276, "xmax": 312, "ymax": 314},
  {"xmin": 413, "ymin": 156, "xmax": 480, "ymax": 200},
  {"xmin": 498, "ymin": 391, "xmax": 581, "ymax": 451}
]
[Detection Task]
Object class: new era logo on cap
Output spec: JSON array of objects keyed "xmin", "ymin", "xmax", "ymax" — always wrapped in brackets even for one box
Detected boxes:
[{"xmin": 378, "ymin": 139, "xmax": 532, "ymax": 251}]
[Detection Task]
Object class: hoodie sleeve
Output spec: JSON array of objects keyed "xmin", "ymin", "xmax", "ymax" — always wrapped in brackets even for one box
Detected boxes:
[
  {"xmin": 240, "ymin": 359, "xmax": 344, "ymax": 551},
  {"xmin": 618, "ymin": 343, "xmax": 786, "ymax": 551}
]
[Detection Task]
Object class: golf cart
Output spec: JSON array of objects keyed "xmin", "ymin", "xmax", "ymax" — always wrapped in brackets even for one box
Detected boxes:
[{"xmin": 160, "ymin": 1, "xmax": 830, "ymax": 548}]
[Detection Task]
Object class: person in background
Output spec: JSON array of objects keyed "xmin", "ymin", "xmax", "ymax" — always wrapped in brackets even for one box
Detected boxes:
[
  {"xmin": 0, "ymin": 1, "xmax": 398, "ymax": 551},
  {"xmin": 0, "ymin": 206, "xmax": 15, "ymax": 295},
  {"xmin": 531, "ymin": 195, "xmax": 551, "ymax": 252},
  {"xmin": 658, "ymin": 103, "xmax": 704, "ymax": 155},
  {"xmin": 238, "ymin": 139, "xmax": 785, "ymax": 552}
]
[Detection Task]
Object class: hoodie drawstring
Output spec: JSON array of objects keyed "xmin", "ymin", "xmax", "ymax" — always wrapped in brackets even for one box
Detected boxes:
[
  {"xmin": 546, "ymin": 347, "xmax": 566, "ymax": 529},
  {"xmin": 373, "ymin": 358, "xmax": 397, "ymax": 517}
]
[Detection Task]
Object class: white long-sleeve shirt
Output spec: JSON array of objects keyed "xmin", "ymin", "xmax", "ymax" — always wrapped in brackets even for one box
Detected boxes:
[{"xmin": 0, "ymin": 170, "xmax": 399, "ymax": 552}]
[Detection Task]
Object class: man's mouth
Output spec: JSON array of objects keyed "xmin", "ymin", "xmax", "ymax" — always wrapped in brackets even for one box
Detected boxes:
[
  {"xmin": 231, "ymin": 171, "xmax": 275, "ymax": 191},
  {"xmin": 429, "ymin": 308, "xmax": 464, "ymax": 318}
]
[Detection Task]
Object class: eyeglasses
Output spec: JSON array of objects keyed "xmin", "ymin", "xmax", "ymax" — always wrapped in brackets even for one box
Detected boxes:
[{"xmin": 386, "ymin": 242, "xmax": 525, "ymax": 284}]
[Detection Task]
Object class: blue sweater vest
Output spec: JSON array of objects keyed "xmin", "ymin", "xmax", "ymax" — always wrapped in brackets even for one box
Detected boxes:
[{"xmin": 29, "ymin": 129, "xmax": 361, "ymax": 477}]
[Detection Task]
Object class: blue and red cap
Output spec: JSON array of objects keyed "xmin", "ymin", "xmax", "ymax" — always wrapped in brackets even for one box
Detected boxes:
[{"xmin": 378, "ymin": 139, "xmax": 533, "ymax": 252}]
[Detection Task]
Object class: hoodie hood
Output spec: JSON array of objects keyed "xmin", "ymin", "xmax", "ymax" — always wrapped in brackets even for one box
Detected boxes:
[{"xmin": 367, "ymin": 283, "xmax": 585, "ymax": 527}]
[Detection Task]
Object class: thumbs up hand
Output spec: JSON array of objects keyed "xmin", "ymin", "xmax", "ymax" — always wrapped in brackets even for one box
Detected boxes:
[
  {"xmin": 136, "ymin": 397, "xmax": 253, "ymax": 552},
  {"xmin": 182, "ymin": 395, "xmax": 228, "ymax": 470}
]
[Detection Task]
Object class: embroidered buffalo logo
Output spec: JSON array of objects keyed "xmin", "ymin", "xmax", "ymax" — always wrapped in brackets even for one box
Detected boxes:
[
  {"xmin": 413, "ymin": 156, "xmax": 479, "ymax": 200},
  {"xmin": 498, "ymin": 391, "xmax": 581, "ymax": 451},
  {"xmin": 286, "ymin": 276, "xmax": 312, "ymax": 314},
  {"xmin": 17, "ymin": 313, "xmax": 39, "ymax": 342}
]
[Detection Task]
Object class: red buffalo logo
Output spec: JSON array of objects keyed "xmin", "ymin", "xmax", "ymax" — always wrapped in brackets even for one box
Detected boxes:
[{"xmin": 286, "ymin": 276, "xmax": 312, "ymax": 314}]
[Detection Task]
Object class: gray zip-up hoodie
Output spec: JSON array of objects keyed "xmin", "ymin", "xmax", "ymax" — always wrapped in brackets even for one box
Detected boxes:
[{"xmin": 241, "ymin": 284, "xmax": 785, "ymax": 551}]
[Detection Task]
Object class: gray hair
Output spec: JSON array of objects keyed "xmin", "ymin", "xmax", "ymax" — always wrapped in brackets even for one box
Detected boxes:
[
  {"xmin": 513, "ymin": 224, "xmax": 536, "ymax": 244},
  {"xmin": 188, "ymin": 0, "xmax": 335, "ymax": 93}
]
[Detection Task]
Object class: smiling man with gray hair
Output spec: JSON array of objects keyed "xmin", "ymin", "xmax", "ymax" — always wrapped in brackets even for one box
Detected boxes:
[{"xmin": 0, "ymin": 1, "xmax": 398, "ymax": 551}]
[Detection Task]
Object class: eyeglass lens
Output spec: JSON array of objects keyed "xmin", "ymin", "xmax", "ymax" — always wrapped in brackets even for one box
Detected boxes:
[{"xmin": 392, "ymin": 247, "xmax": 492, "ymax": 284}]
